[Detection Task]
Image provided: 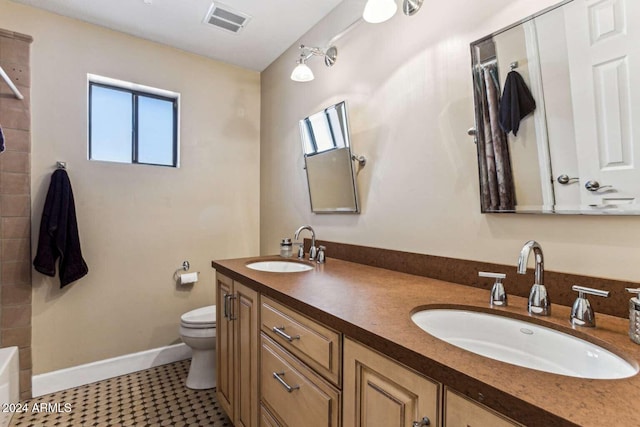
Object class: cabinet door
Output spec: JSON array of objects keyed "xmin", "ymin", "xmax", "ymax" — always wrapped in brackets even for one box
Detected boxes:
[
  {"xmin": 216, "ymin": 274, "xmax": 234, "ymax": 419},
  {"xmin": 234, "ymin": 281, "xmax": 259, "ymax": 427},
  {"xmin": 343, "ymin": 338, "xmax": 440, "ymax": 427},
  {"xmin": 444, "ymin": 388, "xmax": 521, "ymax": 427}
]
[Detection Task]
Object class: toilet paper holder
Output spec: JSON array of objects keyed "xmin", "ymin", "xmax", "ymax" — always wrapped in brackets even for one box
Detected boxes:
[{"xmin": 173, "ymin": 260, "xmax": 200, "ymax": 282}]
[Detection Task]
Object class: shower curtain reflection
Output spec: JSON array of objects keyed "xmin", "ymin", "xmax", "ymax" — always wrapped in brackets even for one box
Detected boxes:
[{"xmin": 474, "ymin": 62, "xmax": 516, "ymax": 212}]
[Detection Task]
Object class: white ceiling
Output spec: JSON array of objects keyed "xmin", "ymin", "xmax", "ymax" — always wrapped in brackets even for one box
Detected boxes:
[{"xmin": 10, "ymin": 0, "xmax": 346, "ymax": 71}]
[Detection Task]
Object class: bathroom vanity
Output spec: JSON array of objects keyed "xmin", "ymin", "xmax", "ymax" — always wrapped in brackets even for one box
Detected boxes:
[{"xmin": 212, "ymin": 253, "xmax": 640, "ymax": 426}]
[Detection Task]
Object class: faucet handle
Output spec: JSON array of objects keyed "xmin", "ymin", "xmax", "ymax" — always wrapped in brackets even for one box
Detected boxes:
[
  {"xmin": 570, "ymin": 285, "xmax": 610, "ymax": 327},
  {"xmin": 317, "ymin": 245, "xmax": 326, "ymax": 264},
  {"xmin": 479, "ymin": 272, "xmax": 506, "ymax": 280},
  {"xmin": 479, "ymin": 272, "xmax": 507, "ymax": 307},
  {"xmin": 294, "ymin": 241, "xmax": 304, "ymax": 259}
]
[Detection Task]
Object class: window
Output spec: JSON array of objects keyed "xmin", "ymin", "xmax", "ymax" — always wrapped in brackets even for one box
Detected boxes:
[{"xmin": 88, "ymin": 75, "xmax": 179, "ymax": 167}]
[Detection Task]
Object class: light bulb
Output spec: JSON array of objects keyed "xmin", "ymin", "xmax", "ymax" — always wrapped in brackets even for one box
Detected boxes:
[
  {"xmin": 291, "ymin": 62, "xmax": 314, "ymax": 82},
  {"xmin": 363, "ymin": 0, "xmax": 398, "ymax": 23}
]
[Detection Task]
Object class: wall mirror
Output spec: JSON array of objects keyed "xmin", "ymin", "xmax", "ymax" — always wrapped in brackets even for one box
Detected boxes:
[
  {"xmin": 299, "ymin": 101, "xmax": 361, "ymax": 213},
  {"xmin": 471, "ymin": 0, "xmax": 640, "ymax": 214}
]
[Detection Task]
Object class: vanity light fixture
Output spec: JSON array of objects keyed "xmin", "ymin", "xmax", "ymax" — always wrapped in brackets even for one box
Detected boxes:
[
  {"xmin": 362, "ymin": 0, "xmax": 423, "ymax": 23},
  {"xmin": 290, "ymin": 44, "xmax": 338, "ymax": 83},
  {"xmin": 363, "ymin": 0, "xmax": 398, "ymax": 23},
  {"xmin": 291, "ymin": 56, "xmax": 314, "ymax": 82},
  {"xmin": 402, "ymin": 0, "xmax": 423, "ymax": 16}
]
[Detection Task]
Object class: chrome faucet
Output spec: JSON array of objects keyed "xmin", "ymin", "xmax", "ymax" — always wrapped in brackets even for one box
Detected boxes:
[
  {"xmin": 294, "ymin": 225, "xmax": 317, "ymax": 261},
  {"xmin": 517, "ymin": 240, "xmax": 550, "ymax": 315}
]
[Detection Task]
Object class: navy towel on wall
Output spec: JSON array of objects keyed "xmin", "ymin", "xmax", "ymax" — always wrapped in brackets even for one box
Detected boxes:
[
  {"xmin": 498, "ymin": 70, "xmax": 536, "ymax": 136},
  {"xmin": 33, "ymin": 169, "xmax": 88, "ymax": 287}
]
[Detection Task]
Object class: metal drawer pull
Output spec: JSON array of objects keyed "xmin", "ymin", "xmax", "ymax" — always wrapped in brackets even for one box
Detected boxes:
[
  {"xmin": 412, "ymin": 416, "xmax": 431, "ymax": 426},
  {"xmin": 272, "ymin": 371, "xmax": 299, "ymax": 393},
  {"xmin": 223, "ymin": 294, "xmax": 237, "ymax": 320},
  {"xmin": 223, "ymin": 294, "xmax": 230, "ymax": 319},
  {"xmin": 228, "ymin": 295, "xmax": 237, "ymax": 320},
  {"xmin": 272, "ymin": 326, "xmax": 300, "ymax": 342}
]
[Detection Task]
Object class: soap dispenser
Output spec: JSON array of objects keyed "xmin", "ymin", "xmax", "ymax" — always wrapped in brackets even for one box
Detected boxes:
[
  {"xmin": 626, "ymin": 288, "xmax": 640, "ymax": 344},
  {"xmin": 479, "ymin": 272, "xmax": 507, "ymax": 307}
]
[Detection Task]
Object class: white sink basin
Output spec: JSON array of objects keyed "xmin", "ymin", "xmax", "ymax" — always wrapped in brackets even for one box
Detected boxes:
[
  {"xmin": 246, "ymin": 261, "xmax": 313, "ymax": 273},
  {"xmin": 411, "ymin": 309, "xmax": 638, "ymax": 379}
]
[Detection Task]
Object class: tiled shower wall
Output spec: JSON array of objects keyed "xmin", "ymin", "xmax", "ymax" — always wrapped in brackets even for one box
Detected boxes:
[{"xmin": 0, "ymin": 28, "xmax": 32, "ymax": 400}]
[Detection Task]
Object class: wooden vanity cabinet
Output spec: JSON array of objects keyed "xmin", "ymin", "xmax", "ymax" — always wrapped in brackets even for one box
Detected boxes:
[
  {"xmin": 215, "ymin": 271, "xmax": 523, "ymax": 427},
  {"xmin": 216, "ymin": 273, "xmax": 259, "ymax": 427},
  {"xmin": 343, "ymin": 338, "xmax": 441, "ymax": 427},
  {"xmin": 444, "ymin": 388, "xmax": 522, "ymax": 427}
]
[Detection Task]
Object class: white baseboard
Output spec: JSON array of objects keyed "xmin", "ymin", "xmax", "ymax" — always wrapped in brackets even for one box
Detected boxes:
[{"xmin": 32, "ymin": 343, "xmax": 192, "ymax": 397}]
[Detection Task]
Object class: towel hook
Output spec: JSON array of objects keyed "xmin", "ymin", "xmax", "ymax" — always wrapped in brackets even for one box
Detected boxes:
[
  {"xmin": 56, "ymin": 161, "xmax": 67, "ymax": 169},
  {"xmin": 510, "ymin": 61, "xmax": 519, "ymax": 70}
]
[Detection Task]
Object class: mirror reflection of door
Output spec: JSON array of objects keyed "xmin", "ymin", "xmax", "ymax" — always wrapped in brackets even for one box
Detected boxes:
[
  {"xmin": 565, "ymin": 0, "xmax": 640, "ymax": 211},
  {"xmin": 471, "ymin": 0, "xmax": 640, "ymax": 214}
]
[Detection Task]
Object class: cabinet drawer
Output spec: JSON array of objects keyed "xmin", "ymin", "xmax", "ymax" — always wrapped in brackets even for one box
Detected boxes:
[
  {"xmin": 261, "ymin": 296, "xmax": 341, "ymax": 385},
  {"xmin": 260, "ymin": 404, "xmax": 281, "ymax": 427},
  {"xmin": 261, "ymin": 334, "xmax": 341, "ymax": 427},
  {"xmin": 445, "ymin": 388, "xmax": 522, "ymax": 427}
]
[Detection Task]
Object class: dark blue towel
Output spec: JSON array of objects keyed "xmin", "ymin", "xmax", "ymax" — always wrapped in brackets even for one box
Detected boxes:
[
  {"xmin": 0, "ymin": 125, "xmax": 5, "ymax": 153},
  {"xmin": 499, "ymin": 70, "xmax": 536, "ymax": 136},
  {"xmin": 33, "ymin": 169, "xmax": 88, "ymax": 287}
]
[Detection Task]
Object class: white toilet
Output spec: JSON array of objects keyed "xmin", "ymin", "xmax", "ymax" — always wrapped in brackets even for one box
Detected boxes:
[{"xmin": 179, "ymin": 305, "xmax": 216, "ymax": 390}]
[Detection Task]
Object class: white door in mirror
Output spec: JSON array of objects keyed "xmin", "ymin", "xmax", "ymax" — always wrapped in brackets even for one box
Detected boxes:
[{"xmin": 565, "ymin": 0, "xmax": 640, "ymax": 211}]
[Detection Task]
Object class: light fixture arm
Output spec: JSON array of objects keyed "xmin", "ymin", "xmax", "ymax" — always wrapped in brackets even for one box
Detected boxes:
[{"xmin": 298, "ymin": 44, "xmax": 338, "ymax": 68}]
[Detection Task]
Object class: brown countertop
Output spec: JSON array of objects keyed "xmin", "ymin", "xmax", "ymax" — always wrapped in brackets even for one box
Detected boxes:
[{"xmin": 212, "ymin": 256, "xmax": 640, "ymax": 427}]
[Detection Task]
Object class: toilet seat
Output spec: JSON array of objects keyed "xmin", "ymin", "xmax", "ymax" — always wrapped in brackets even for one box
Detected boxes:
[{"xmin": 181, "ymin": 305, "xmax": 216, "ymax": 329}]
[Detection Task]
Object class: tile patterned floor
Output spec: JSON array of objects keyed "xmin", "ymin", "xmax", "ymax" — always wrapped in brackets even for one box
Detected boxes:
[{"xmin": 9, "ymin": 360, "xmax": 232, "ymax": 427}]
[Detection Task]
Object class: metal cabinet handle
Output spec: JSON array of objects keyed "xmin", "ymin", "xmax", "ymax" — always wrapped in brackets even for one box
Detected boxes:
[
  {"xmin": 272, "ymin": 326, "xmax": 300, "ymax": 342},
  {"xmin": 223, "ymin": 294, "xmax": 230, "ymax": 319},
  {"xmin": 227, "ymin": 294, "xmax": 237, "ymax": 320},
  {"xmin": 557, "ymin": 174, "xmax": 579, "ymax": 185},
  {"xmin": 413, "ymin": 416, "xmax": 431, "ymax": 426},
  {"xmin": 272, "ymin": 371, "xmax": 299, "ymax": 393},
  {"xmin": 585, "ymin": 180, "xmax": 613, "ymax": 192}
]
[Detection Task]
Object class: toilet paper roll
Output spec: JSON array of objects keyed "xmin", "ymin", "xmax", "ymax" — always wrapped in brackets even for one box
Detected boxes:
[{"xmin": 179, "ymin": 272, "xmax": 199, "ymax": 285}]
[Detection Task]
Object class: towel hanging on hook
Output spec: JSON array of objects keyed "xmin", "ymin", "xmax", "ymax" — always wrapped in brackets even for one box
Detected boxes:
[
  {"xmin": 498, "ymin": 70, "xmax": 536, "ymax": 136},
  {"xmin": 33, "ymin": 169, "xmax": 88, "ymax": 287}
]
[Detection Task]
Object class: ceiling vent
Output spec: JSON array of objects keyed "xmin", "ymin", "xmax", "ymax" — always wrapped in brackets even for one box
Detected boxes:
[{"xmin": 203, "ymin": 2, "xmax": 252, "ymax": 34}]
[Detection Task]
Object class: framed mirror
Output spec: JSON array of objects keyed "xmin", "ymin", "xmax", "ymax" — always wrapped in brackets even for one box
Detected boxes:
[
  {"xmin": 471, "ymin": 0, "xmax": 640, "ymax": 214},
  {"xmin": 299, "ymin": 101, "xmax": 360, "ymax": 213}
]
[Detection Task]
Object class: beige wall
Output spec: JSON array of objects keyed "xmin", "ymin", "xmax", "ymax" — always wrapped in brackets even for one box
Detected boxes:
[
  {"xmin": 261, "ymin": 0, "xmax": 640, "ymax": 282},
  {"xmin": 0, "ymin": 0, "xmax": 260, "ymax": 374}
]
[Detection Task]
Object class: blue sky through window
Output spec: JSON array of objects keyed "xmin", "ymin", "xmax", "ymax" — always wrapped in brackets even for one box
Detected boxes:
[
  {"xmin": 89, "ymin": 81, "xmax": 177, "ymax": 167},
  {"xmin": 90, "ymin": 85, "xmax": 133, "ymax": 163},
  {"xmin": 138, "ymin": 95, "xmax": 174, "ymax": 166}
]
